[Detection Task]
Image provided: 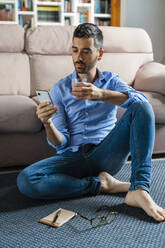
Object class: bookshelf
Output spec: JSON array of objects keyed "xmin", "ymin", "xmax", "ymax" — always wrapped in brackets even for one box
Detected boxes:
[{"xmin": 0, "ymin": 0, "xmax": 120, "ymax": 27}]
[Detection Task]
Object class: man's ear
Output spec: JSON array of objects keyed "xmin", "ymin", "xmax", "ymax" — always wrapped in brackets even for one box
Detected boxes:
[{"xmin": 98, "ymin": 49, "xmax": 104, "ymax": 61}]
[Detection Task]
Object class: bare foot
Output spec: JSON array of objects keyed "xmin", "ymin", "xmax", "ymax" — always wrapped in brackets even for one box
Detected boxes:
[
  {"xmin": 125, "ymin": 189, "xmax": 165, "ymax": 222},
  {"xmin": 99, "ymin": 171, "xmax": 130, "ymax": 194}
]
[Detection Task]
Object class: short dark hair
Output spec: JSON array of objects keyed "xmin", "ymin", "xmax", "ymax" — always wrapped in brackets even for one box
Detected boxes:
[{"xmin": 73, "ymin": 23, "xmax": 103, "ymax": 50}]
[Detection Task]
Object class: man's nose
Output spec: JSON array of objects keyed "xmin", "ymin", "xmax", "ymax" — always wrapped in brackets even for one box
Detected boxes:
[{"xmin": 76, "ymin": 52, "xmax": 83, "ymax": 61}]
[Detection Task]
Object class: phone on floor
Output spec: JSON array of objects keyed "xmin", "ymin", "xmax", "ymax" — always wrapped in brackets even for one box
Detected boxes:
[{"xmin": 36, "ymin": 90, "xmax": 53, "ymax": 104}]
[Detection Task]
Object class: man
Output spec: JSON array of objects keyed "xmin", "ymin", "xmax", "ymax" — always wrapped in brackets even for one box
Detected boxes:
[{"xmin": 17, "ymin": 23, "xmax": 165, "ymax": 222}]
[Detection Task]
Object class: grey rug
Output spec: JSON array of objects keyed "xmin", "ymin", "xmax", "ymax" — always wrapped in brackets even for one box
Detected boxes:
[{"xmin": 0, "ymin": 159, "xmax": 165, "ymax": 248}]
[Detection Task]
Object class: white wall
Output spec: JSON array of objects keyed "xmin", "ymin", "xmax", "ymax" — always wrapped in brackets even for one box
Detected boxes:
[{"xmin": 121, "ymin": 0, "xmax": 165, "ymax": 64}]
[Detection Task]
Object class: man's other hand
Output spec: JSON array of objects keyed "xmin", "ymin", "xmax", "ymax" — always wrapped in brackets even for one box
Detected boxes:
[{"xmin": 72, "ymin": 82, "xmax": 103, "ymax": 101}]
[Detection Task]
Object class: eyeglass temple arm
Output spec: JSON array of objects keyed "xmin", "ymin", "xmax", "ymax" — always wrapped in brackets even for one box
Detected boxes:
[{"xmin": 76, "ymin": 212, "xmax": 91, "ymax": 221}]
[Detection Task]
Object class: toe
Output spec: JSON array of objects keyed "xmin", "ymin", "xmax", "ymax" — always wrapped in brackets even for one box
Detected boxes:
[
  {"xmin": 157, "ymin": 208, "xmax": 165, "ymax": 220},
  {"xmin": 151, "ymin": 208, "xmax": 165, "ymax": 222},
  {"xmin": 150, "ymin": 210, "xmax": 163, "ymax": 222}
]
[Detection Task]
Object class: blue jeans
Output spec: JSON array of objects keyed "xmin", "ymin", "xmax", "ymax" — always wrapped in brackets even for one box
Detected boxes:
[{"xmin": 17, "ymin": 101, "xmax": 155, "ymax": 199}]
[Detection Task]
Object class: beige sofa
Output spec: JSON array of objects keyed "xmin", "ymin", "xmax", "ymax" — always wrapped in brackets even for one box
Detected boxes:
[{"xmin": 0, "ymin": 24, "xmax": 165, "ymax": 168}]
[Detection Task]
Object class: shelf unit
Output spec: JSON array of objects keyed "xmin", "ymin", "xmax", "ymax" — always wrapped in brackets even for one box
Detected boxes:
[{"xmin": 0, "ymin": 0, "xmax": 120, "ymax": 27}]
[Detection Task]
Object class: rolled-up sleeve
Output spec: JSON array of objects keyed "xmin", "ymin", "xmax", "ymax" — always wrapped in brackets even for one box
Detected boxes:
[
  {"xmin": 111, "ymin": 74, "xmax": 149, "ymax": 108},
  {"xmin": 47, "ymin": 84, "xmax": 70, "ymax": 151}
]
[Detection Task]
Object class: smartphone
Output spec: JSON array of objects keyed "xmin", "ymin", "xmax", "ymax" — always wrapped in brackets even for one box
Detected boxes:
[{"xmin": 36, "ymin": 90, "xmax": 53, "ymax": 104}]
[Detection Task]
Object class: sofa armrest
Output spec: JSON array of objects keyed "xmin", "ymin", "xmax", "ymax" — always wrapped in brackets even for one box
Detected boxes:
[{"xmin": 134, "ymin": 62, "xmax": 165, "ymax": 96}]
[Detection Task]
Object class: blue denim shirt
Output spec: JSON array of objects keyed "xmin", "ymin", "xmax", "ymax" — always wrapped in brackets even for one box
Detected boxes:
[{"xmin": 48, "ymin": 70, "xmax": 148, "ymax": 154}]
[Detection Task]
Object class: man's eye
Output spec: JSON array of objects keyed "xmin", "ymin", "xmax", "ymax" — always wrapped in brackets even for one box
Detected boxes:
[
  {"xmin": 72, "ymin": 50, "xmax": 78, "ymax": 53},
  {"xmin": 83, "ymin": 51, "xmax": 89, "ymax": 54}
]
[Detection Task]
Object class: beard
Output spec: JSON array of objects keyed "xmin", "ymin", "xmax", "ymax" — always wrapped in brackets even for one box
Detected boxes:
[{"xmin": 73, "ymin": 57, "xmax": 98, "ymax": 74}]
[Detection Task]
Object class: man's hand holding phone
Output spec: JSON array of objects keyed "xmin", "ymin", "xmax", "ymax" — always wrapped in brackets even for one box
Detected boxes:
[
  {"xmin": 36, "ymin": 102, "xmax": 58, "ymax": 126},
  {"xmin": 36, "ymin": 90, "xmax": 58, "ymax": 125},
  {"xmin": 36, "ymin": 90, "xmax": 62, "ymax": 146}
]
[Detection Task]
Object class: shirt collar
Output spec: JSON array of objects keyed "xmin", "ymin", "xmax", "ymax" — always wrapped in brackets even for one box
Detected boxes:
[
  {"xmin": 71, "ymin": 69, "xmax": 105, "ymax": 84},
  {"xmin": 97, "ymin": 69, "xmax": 105, "ymax": 81}
]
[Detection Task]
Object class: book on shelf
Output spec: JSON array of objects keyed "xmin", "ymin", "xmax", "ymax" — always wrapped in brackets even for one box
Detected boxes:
[
  {"xmin": 37, "ymin": 6, "xmax": 60, "ymax": 11},
  {"xmin": 18, "ymin": 0, "xmax": 33, "ymax": 11},
  {"xmin": 95, "ymin": 18, "xmax": 110, "ymax": 26},
  {"xmin": 19, "ymin": 14, "xmax": 23, "ymax": 26},
  {"xmin": 64, "ymin": 0, "xmax": 72, "ymax": 12},
  {"xmin": 18, "ymin": 0, "xmax": 21, "ymax": 10},
  {"xmin": 95, "ymin": 0, "xmax": 100, "ymax": 13},
  {"xmin": 95, "ymin": 0, "xmax": 110, "ymax": 14},
  {"xmin": 79, "ymin": 8, "xmax": 89, "ymax": 23},
  {"xmin": 37, "ymin": 6, "xmax": 60, "ymax": 22},
  {"xmin": 79, "ymin": 0, "xmax": 91, "ymax": 3},
  {"xmin": 0, "ymin": 4, "xmax": 14, "ymax": 21}
]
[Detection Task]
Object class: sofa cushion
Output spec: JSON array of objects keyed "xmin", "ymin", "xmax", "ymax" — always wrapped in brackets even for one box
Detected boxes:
[
  {"xmin": 0, "ymin": 53, "xmax": 30, "ymax": 96},
  {"xmin": 100, "ymin": 26, "xmax": 153, "ymax": 53},
  {"xmin": 99, "ymin": 27, "xmax": 153, "ymax": 85},
  {"xmin": 26, "ymin": 26, "xmax": 75, "ymax": 55},
  {"xmin": 0, "ymin": 96, "xmax": 42, "ymax": 133},
  {"xmin": 134, "ymin": 62, "xmax": 165, "ymax": 95},
  {"xmin": 98, "ymin": 53, "xmax": 153, "ymax": 85},
  {"xmin": 0, "ymin": 24, "xmax": 24, "ymax": 52},
  {"xmin": 30, "ymin": 55, "xmax": 74, "ymax": 96}
]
